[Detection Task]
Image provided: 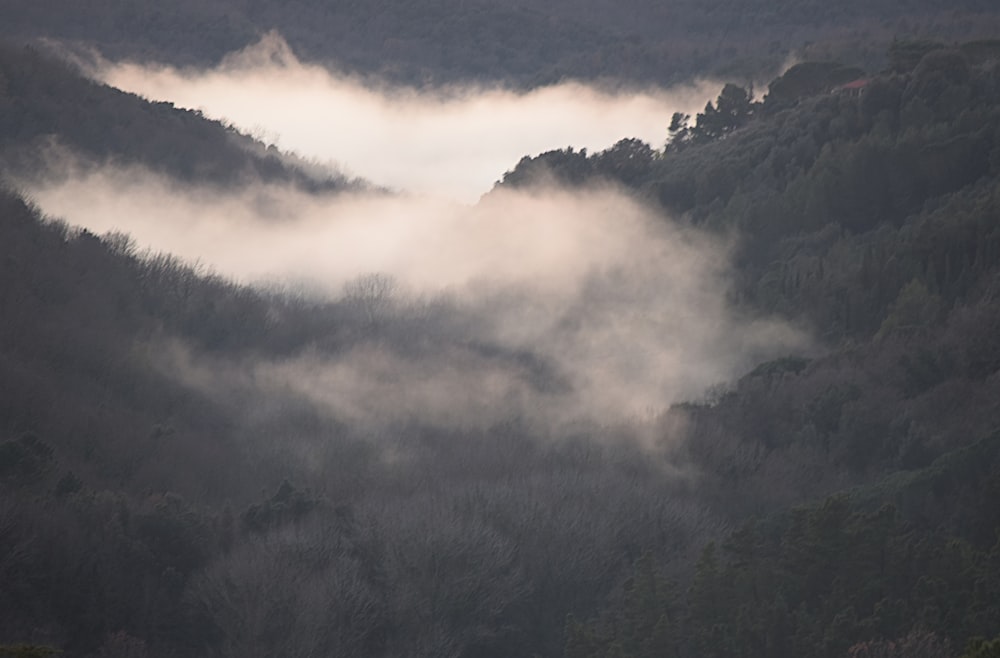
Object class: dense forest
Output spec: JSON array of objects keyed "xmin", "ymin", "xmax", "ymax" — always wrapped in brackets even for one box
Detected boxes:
[
  {"xmin": 1, "ymin": 22, "xmax": 1000, "ymax": 658},
  {"xmin": 499, "ymin": 39, "xmax": 1000, "ymax": 657},
  {"xmin": 3, "ymin": 0, "xmax": 1000, "ymax": 85}
]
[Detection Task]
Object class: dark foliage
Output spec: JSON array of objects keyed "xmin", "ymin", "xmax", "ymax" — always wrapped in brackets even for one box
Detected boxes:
[
  {"xmin": 0, "ymin": 44, "xmax": 357, "ymax": 192},
  {"xmin": 497, "ymin": 43, "xmax": 1000, "ymax": 658},
  {"xmin": 2, "ymin": 0, "xmax": 1000, "ymax": 85},
  {"xmin": 1, "ymin": 35, "xmax": 1000, "ymax": 658}
]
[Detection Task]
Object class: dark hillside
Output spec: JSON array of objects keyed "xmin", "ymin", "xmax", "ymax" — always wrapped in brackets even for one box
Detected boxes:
[
  {"xmin": 497, "ymin": 43, "xmax": 1000, "ymax": 657},
  {"xmin": 2, "ymin": 0, "xmax": 999, "ymax": 85},
  {"xmin": 500, "ymin": 44, "xmax": 1000, "ymax": 341},
  {"xmin": 0, "ymin": 189, "xmax": 724, "ymax": 656},
  {"xmin": 2, "ymin": 34, "xmax": 1000, "ymax": 658},
  {"xmin": 567, "ymin": 432, "xmax": 1000, "ymax": 658},
  {"xmin": 0, "ymin": 44, "xmax": 358, "ymax": 191}
]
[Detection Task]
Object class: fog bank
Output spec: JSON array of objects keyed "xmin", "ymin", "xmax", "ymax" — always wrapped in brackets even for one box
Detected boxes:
[
  {"xmin": 22, "ymin": 162, "xmax": 808, "ymax": 427},
  {"xmin": 17, "ymin": 36, "xmax": 802, "ymax": 433},
  {"xmin": 92, "ymin": 33, "xmax": 720, "ymax": 201}
]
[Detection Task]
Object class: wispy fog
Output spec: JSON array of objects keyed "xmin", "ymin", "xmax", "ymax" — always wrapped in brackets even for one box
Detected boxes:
[
  {"xmin": 17, "ymin": 38, "xmax": 805, "ymax": 435},
  {"xmin": 91, "ymin": 33, "xmax": 720, "ymax": 200},
  {"xmin": 22, "ymin": 163, "xmax": 808, "ymax": 429}
]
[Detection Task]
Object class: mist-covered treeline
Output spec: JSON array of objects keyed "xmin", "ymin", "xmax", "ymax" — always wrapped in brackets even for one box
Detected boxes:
[
  {"xmin": 3, "ymin": 36, "xmax": 1000, "ymax": 658},
  {"xmin": 0, "ymin": 185, "xmax": 738, "ymax": 657},
  {"xmin": 0, "ymin": 44, "xmax": 358, "ymax": 192},
  {"xmin": 499, "ymin": 39, "xmax": 1000, "ymax": 510},
  {"xmin": 501, "ymin": 41, "xmax": 1000, "ymax": 657},
  {"xmin": 502, "ymin": 40, "xmax": 1000, "ymax": 339}
]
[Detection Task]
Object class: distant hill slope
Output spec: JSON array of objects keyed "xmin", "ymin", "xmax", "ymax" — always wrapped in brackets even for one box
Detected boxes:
[
  {"xmin": 498, "ymin": 41, "xmax": 1000, "ymax": 507},
  {"xmin": 529, "ymin": 44, "xmax": 1000, "ymax": 657},
  {"xmin": 3, "ymin": 31, "xmax": 1000, "ymax": 658},
  {"xmin": 0, "ymin": 44, "xmax": 361, "ymax": 191},
  {"xmin": 500, "ymin": 43, "xmax": 1000, "ymax": 341},
  {"xmin": 2, "ymin": 0, "xmax": 1000, "ymax": 85},
  {"xmin": 0, "ymin": 182, "xmax": 719, "ymax": 657}
]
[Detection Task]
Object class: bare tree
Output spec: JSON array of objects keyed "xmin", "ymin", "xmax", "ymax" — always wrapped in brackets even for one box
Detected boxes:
[{"xmin": 343, "ymin": 273, "xmax": 398, "ymax": 328}]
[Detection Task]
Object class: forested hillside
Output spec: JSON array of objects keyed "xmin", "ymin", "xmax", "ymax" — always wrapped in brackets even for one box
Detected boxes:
[
  {"xmin": 500, "ymin": 41, "xmax": 1000, "ymax": 657},
  {"xmin": 0, "ymin": 185, "xmax": 730, "ymax": 657},
  {"xmin": 0, "ymin": 45, "xmax": 358, "ymax": 191},
  {"xmin": 2, "ymin": 31, "xmax": 1000, "ymax": 658},
  {"xmin": 2, "ymin": 0, "xmax": 1000, "ymax": 84}
]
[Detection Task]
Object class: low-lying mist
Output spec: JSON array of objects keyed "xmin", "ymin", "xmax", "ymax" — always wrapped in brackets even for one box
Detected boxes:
[
  {"xmin": 86, "ymin": 32, "xmax": 720, "ymax": 200},
  {"xmin": 16, "ymin": 36, "xmax": 804, "ymax": 441},
  {"xmin": 21, "ymin": 162, "xmax": 808, "ymax": 434}
]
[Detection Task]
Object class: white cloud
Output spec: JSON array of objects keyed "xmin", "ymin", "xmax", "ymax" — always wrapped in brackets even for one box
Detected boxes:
[
  {"xmin": 16, "ymin": 39, "xmax": 805, "ymax": 433},
  {"xmin": 94, "ymin": 32, "xmax": 720, "ymax": 201},
  {"xmin": 22, "ymin": 161, "xmax": 808, "ymax": 426}
]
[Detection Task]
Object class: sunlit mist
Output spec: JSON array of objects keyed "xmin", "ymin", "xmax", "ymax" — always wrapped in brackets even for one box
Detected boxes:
[
  {"xmin": 21, "ymin": 161, "xmax": 808, "ymax": 425},
  {"xmin": 92, "ymin": 32, "xmax": 720, "ymax": 201}
]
